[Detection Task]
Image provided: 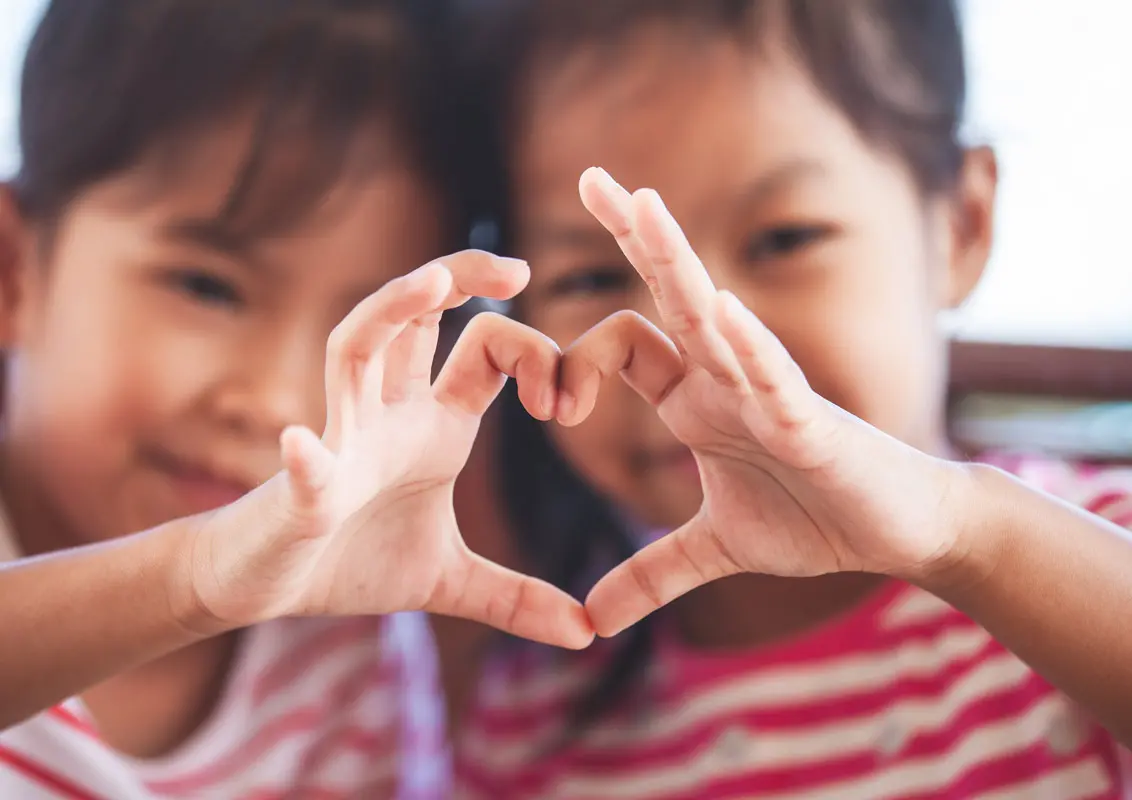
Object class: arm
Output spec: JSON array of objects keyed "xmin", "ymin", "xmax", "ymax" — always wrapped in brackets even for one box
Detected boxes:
[
  {"xmin": 567, "ymin": 167, "xmax": 1132, "ymax": 748},
  {"xmin": 2, "ymin": 253, "xmax": 592, "ymax": 731},
  {"xmin": 0, "ymin": 515, "xmax": 221, "ymax": 729},
  {"xmin": 920, "ymin": 465, "xmax": 1132, "ymax": 746}
]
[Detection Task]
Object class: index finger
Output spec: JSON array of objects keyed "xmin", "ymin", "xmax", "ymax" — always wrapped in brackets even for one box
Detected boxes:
[
  {"xmin": 436, "ymin": 250, "xmax": 531, "ymax": 312},
  {"xmin": 632, "ymin": 189, "xmax": 746, "ymax": 387}
]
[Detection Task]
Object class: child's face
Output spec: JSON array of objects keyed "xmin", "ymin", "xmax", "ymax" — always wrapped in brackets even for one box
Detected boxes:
[
  {"xmin": 1, "ymin": 122, "xmax": 444, "ymax": 546},
  {"xmin": 511, "ymin": 30, "xmax": 994, "ymax": 530}
]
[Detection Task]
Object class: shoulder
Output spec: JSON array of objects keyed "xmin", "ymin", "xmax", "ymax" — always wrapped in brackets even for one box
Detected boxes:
[{"xmin": 1, "ymin": 701, "xmax": 149, "ymax": 798}]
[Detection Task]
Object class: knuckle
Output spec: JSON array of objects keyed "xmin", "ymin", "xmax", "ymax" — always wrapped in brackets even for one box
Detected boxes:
[
  {"xmin": 609, "ymin": 309, "xmax": 647, "ymax": 331},
  {"xmin": 464, "ymin": 311, "xmax": 507, "ymax": 338},
  {"xmin": 670, "ymin": 309, "xmax": 705, "ymax": 336},
  {"xmin": 628, "ymin": 557, "xmax": 664, "ymax": 609},
  {"xmin": 643, "ymin": 274, "xmax": 664, "ymax": 298}
]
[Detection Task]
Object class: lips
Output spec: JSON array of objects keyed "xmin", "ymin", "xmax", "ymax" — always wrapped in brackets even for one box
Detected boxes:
[{"xmin": 145, "ymin": 448, "xmax": 262, "ymax": 515}]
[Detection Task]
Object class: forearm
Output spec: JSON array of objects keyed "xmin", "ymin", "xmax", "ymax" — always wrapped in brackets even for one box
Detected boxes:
[
  {"xmin": 918, "ymin": 464, "xmax": 1132, "ymax": 746},
  {"xmin": 0, "ymin": 516, "xmax": 228, "ymax": 729}
]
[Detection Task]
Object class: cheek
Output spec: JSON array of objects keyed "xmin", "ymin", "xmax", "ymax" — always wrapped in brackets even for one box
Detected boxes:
[
  {"xmin": 762, "ymin": 248, "xmax": 945, "ymax": 441},
  {"xmin": 27, "ymin": 288, "xmax": 224, "ymax": 445}
]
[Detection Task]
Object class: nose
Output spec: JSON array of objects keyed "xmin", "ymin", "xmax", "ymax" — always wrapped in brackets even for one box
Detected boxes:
[{"xmin": 213, "ymin": 329, "xmax": 326, "ymax": 441}]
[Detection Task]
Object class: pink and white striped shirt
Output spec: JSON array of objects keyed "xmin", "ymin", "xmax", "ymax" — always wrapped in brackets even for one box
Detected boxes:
[
  {"xmin": 0, "ymin": 514, "xmax": 448, "ymax": 800},
  {"xmin": 454, "ymin": 455, "xmax": 1132, "ymax": 799}
]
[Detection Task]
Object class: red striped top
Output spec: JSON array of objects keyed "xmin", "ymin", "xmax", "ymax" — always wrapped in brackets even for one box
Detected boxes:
[
  {"xmin": 0, "ymin": 612, "xmax": 448, "ymax": 800},
  {"xmin": 454, "ymin": 455, "xmax": 1132, "ymax": 799}
]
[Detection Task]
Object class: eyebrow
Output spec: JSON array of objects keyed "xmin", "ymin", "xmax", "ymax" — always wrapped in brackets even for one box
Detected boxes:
[
  {"xmin": 738, "ymin": 158, "xmax": 830, "ymax": 205},
  {"xmin": 159, "ymin": 217, "xmax": 263, "ymax": 268}
]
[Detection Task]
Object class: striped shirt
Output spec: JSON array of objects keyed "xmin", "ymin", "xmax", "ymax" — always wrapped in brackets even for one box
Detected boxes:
[
  {"xmin": 454, "ymin": 455, "xmax": 1132, "ymax": 799},
  {"xmin": 0, "ymin": 514, "xmax": 449, "ymax": 799}
]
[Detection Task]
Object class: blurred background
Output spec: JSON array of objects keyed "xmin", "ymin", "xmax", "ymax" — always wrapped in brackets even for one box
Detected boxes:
[{"xmin": 2, "ymin": 0, "xmax": 1129, "ymax": 456}]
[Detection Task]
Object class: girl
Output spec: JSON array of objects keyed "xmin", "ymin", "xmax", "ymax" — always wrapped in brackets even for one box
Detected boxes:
[
  {"xmin": 453, "ymin": 1, "xmax": 1132, "ymax": 797},
  {"xmin": 0, "ymin": 0, "xmax": 589, "ymax": 797}
]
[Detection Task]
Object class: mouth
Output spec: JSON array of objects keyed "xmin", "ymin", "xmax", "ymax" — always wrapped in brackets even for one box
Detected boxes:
[{"xmin": 145, "ymin": 449, "xmax": 261, "ymax": 515}]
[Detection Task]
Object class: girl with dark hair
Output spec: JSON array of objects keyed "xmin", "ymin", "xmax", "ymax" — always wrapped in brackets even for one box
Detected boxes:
[
  {"xmin": 0, "ymin": 1, "xmax": 590, "ymax": 797},
  {"xmin": 452, "ymin": 1, "xmax": 1132, "ymax": 796}
]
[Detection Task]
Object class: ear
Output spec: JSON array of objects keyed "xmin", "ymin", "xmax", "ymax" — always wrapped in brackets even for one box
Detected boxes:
[
  {"xmin": 0, "ymin": 185, "xmax": 35, "ymax": 347},
  {"xmin": 943, "ymin": 146, "xmax": 998, "ymax": 308}
]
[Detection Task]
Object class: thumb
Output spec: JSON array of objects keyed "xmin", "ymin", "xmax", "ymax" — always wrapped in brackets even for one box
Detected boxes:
[
  {"xmin": 280, "ymin": 425, "xmax": 336, "ymax": 515},
  {"xmin": 427, "ymin": 545, "xmax": 595, "ymax": 650},
  {"xmin": 585, "ymin": 514, "xmax": 741, "ymax": 638}
]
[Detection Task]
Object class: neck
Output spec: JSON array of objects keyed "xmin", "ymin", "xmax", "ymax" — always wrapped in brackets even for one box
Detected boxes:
[{"xmin": 671, "ymin": 572, "xmax": 892, "ymax": 651}]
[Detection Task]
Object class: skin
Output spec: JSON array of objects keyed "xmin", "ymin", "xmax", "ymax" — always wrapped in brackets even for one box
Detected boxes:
[
  {"xmin": 565, "ymin": 167, "xmax": 1132, "ymax": 747},
  {"xmin": 0, "ymin": 119, "xmax": 591, "ymax": 752},
  {"xmin": 509, "ymin": 27, "xmax": 995, "ymax": 649}
]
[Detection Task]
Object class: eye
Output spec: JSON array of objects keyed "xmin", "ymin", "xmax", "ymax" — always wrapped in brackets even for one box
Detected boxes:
[
  {"xmin": 745, "ymin": 224, "xmax": 833, "ymax": 263},
  {"xmin": 544, "ymin": 266, "xmax": 634, "ymax": 299},
  {"xmin": 164, "ymin": 269, "xmax": 244, "ymax": 309}
]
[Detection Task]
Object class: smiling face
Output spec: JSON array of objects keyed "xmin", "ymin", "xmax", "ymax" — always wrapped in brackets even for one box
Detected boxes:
[
  {"xmin": 510, "ymin": 26, "xmax": 994, "ymax": 531},
  {"xmin": 0, "ymin": 118, "xmax": 444, "ymax": 550}
]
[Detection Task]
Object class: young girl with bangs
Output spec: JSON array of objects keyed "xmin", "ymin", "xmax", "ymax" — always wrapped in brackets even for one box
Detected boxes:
[
  {"xmin": 451, "ymin": 1, "xmax": 1132, "ymax": 797},
  {"xmin": 0, "ymin": 1, "xmax": 591, "ymax": 797}
]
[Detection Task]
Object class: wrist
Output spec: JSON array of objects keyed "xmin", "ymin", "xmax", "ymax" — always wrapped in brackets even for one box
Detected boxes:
[
  {"xmin": 160, "ymin": 511, "xmax": 240, "ymax": 640},
  {"xmin": 897, "ymin": 462, "xmax": 1014, "ymax": 597},
  {"xmin": 174, "ymin": 474, "xmax": 309, "ymax": 632}
]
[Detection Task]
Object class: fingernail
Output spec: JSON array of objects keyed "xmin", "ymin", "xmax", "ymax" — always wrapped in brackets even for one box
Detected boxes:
[
  {"xmin": 497, "ymin": 256, "xmax": 528, "ymax": 272},
  {"xmin": 542, "ymin": 386, "xmax": 557, "ymax": 419},
  {"xmin": 595, "ymin": 167, "xmax": 619, "ymax": 187},
  {"xmin": 645, "ymin": 191, "xmax": 679, "ymax": 232},
  {"xmin": 642, "ymin": 188, "xmax": 667, "ymax": 211},
  {"xmin": 558, "ymin": 392, "xmax": 575, "ymax": 424}
]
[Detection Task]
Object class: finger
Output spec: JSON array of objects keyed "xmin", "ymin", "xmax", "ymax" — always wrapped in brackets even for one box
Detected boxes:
[
  {"xmin": 557, "ymin": 310, "xmax": 685, "ymax": 427},
  {"xmin": 324, "ymin": 263, "xmax": 452, "ymax": 445},
  {"xmin": 716, "ymin": 291, "xmax": 818, "ymax": 431},
  {"xmin": 579, "ymin": 168, "xmax": 655, "ymax": 278},
  {"xmin": 436, "ymin": 250, "xmax": 531, "ymax": 311},
  {"xmin": 380, "ymin": 311, "xmax": 443, "ymax": 404},
  {"xmin": 579, "ymin": 168, "xmax": 678, "ymax": 340},
  {"xmin": 433, "ymin": 313, "xmax": 561, "ymax": 420},
  {"xmin": 429, "ymin": 548, "xmax": 595, "ymax": 650},
  {"xmin": 280, "ymin": 425, "xmax": 336, "ymax": 514},
  {"xmin": 585, "ymin": 515, "xmax": 742, "ymax": 638},
  {"xmin": 632, "ymin": 189, "xmax": 745, "ymax": 387}
]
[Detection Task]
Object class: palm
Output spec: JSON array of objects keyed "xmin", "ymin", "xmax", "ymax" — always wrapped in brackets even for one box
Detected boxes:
[
  {"xmin": 572, "ymin": 169, "xmax": 958, "ymax": 637},
  {"xmin": 198, "ymin": 253, "xmax": 593, "ymax": 651},
  {"xmin": 308, "ymin": 401, "xmax": 479, "ymax": 614}
]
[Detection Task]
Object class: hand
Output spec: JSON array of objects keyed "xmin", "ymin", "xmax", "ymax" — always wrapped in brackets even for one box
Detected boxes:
[
  {"xmin": 183, "ymin": 251, "xmax": 594, "ymax": 650},
  {"xmin": 565, "ymin": 169, "xmax": 974, "ymax": 637}
]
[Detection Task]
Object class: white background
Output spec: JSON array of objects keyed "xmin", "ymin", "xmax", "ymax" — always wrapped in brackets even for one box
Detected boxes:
[{"xmin": 2, "ymin": 0, "xmax": 1129, "ymax": 347}]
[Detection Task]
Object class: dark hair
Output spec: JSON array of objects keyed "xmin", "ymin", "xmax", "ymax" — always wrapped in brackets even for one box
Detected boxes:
[
  {"xmin": 465, "ymin": 0, "xmax": 969, "ymax": 738},
  {"xmin": 12, "ymin": 0, "xmax": 459, "ymax": 245}
]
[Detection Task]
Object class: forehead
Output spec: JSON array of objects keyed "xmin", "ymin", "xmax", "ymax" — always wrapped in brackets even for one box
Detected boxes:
[
  {"xmin": 75, "ymin": 114, "xmax": 445, "ymax": 280},
  {"xmin": 513, "ymin": 27, "xmax": 882, "ymax": 217}
]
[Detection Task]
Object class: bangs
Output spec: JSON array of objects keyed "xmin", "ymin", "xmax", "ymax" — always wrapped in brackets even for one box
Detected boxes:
[{"xmin": 15, "ymin": 0, "xmax": 448, "ymax": 235}]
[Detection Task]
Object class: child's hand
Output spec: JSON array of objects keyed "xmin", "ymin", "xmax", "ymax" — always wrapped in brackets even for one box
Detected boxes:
[
  {"xmin": 567, "ymin": 169, "xmax": 974, "ymax": 638},
  {"xmin": 184, "ymin": 252, "xmax": 594, "ymax": 650}
]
